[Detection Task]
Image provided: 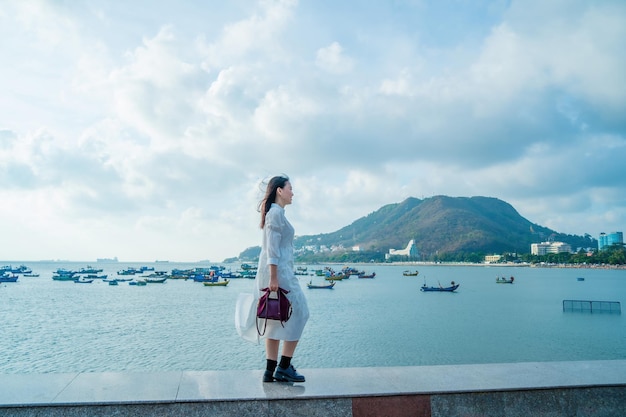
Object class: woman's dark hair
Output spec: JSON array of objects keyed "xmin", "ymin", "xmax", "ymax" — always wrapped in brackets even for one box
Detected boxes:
[{"xmin": 258, "ymin": 175, "xmax": 289, "ymax": 228}]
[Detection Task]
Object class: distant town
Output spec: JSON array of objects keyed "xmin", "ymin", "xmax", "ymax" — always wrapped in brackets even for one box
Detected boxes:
[
  {"xmin": 289, "ymin": 231, "xmax": 626, "ymax": 266},
  {"xmin": 390, "ymin": 231, "xmax": 625, "ymax": 266}
]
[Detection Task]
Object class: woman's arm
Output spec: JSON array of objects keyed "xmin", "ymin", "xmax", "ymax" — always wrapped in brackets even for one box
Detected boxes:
[
  {"xmin": 266, "ymin": 208, "xmax": 282, "ymax": 292},
  {"xmin": 269, "ymin": 264, "xmax": 279, "ymax": 291}
]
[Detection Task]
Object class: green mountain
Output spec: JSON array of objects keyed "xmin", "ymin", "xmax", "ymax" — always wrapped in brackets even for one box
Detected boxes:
[{"xmin": 292, "ymin": 195, "xmax": 596, "ymax": 260}]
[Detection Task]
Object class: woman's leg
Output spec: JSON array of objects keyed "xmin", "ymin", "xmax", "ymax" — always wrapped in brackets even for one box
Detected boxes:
[
  {"xmin": 264, "ymin": 339, "xmax": 280, "ymax": 382},
  {"xmin": 281, "ymin": 340, "xmax": 298, "ymax": 358},
  {"xmin": 274, "ymin": 340, "xmax": 305, "ymax": 382},
  {"xmin": 266, "ymin": 338, "xmax": 280, "ymax": 360},
  {"xmin": 278, "ymin": 340, "xmax": 298, "ymax": 369}
]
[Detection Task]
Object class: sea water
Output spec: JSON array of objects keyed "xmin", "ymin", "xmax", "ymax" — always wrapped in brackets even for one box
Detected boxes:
[{"xmin": 0, "ymin": 262, "xmax": 624, "ymax": 374}]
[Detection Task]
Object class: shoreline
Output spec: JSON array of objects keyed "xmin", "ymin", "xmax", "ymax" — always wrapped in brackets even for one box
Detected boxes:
[
  {"xmin": 3, "ymin": 259, "xmax": 625, "ymax": 271},
  {"xmin": 318, "ymin": 261, "xmax": 626, "ymax": 270}
]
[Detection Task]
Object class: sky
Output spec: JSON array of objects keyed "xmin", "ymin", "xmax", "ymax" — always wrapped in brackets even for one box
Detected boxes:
[{"xmin": 1, "ymin": 0, "xmax": 625, "ymax": 262}]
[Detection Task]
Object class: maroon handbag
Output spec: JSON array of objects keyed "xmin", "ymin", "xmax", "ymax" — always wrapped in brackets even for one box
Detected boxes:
[{"xmin": 256, "ymin": 287, "xmax": 292, "ymax": 336}]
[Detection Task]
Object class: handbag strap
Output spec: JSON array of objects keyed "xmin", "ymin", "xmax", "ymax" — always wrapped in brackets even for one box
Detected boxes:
[
  {"xmin": 256, "ymin": 288, "xmax": 270, "ymax": 336},
  {"xmin": 256, "ymin": 314, "xmax": 268, "ymax": 336}
]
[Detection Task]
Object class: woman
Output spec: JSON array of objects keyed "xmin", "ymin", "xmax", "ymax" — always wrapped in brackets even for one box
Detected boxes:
[{"xmin": 256, "ymin": 175, "xmax": 309, "ymax": 383}]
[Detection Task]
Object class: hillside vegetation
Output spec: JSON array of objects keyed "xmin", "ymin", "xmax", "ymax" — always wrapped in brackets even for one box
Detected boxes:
[{"xmin": 292, "ymin": 196, "xmax": 596, "ymax": 261}]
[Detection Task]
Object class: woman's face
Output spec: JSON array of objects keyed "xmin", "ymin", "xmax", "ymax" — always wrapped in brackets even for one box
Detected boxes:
[{"xmin": 277, "ymin": 181, "xmax": 293, "ymax": 206}]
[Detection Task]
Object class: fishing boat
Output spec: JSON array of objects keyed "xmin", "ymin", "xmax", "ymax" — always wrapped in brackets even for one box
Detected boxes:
[
  {"xmin": 403, "ymin": 270, "xmax": 419, "ymax": 276},
  {"xmin": 238, "ymin": 270, "xmax": 256, "ymax": 279},
  {"xmin": 78, "ymin": 266, "xmax": 103, "ymax": 274},
  {"xmin": 190, "ymin": 273, "xmax": 216, "ymax": 282},
  {"xmin": 12, "ymin": 265, "xmax": 32, "ymax": 274},
  {"xmin": 307, "ymin": 280, "xmax": 335, "ymax": 289},
  {"xmin": 129, "ymin": 279, "xmax": 147, "ymax": 286},
  {"xmin": 23, "ymin": 273, "xmax": 40, "ymax": 277},
  {"xmin": 203, "ymin": 279, "xmax": 229, "ymax": 287},
  {"xmin": 116, "ymin": 277, "xmax": 133, "ymax": 282},
  {"xmin": 342, "ymin": 266, "xmax": 364, "ymax": 277},
  {"xmin": 240, "ymin": 263, "xmax": 257, "ymax": 271},
  {"xmin": 358, "ymin": 272, "xmax": 376, "ymax": 278},
  {"xmin": 325, "ymin": 274, "xmax": 346, "ymax": 281},
  {"xmin": 74, "ymin": 277, "xmax": 94, "ymax": 284},
  {"xmin": 295, "ymin": 266, "xmax": 308, "ymax": 275},
  {"xmin": 53, "ymin": 269, "xmax": 77, "ymax": 280},
  {"xmin": 218, "ymin": 270, "xmax": 241, "ymax": 279},
  {"xmin": 108, "ymin": 280, "xmax": 119, "ymax": 286},
  {"xmin": 496, "ymin": 276, "xmax": 514, "ymax": 284},
  {"xmin": 1, "ymin": 265, "xmax": 32, "ymax": 274},
  {"xmin": 146, "ymin": 276, "xmax": 167, "ymax": 283},
  {"xmin": 420, "ymin": 281, "xmax": 459, "ymax": 292},
  {"xmin": 0, "ymin": 274, "xmax": 19, "ymax": 283},
  {"xmin": 143, "ymin": 271, "xmax": 168, "ymax": 278},
  {"xmin": 83, "ymin": 274, "xmax": 107, "ymax": 279},
  {"xmin": 52, "ymin": 274, "xmax": 77, "ymax": 281}
]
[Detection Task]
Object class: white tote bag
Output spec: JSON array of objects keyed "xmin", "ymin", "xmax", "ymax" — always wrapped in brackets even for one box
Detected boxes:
[{"xmin": 235, "ymin": 292, "xmax": 259, "ymax": 343}]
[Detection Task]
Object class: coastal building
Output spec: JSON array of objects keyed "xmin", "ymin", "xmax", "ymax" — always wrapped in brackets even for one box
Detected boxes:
[
  {"xmin": 484, "ymin": 254, "xmax": 502, "ymax": 263},
  {"xmin": 531, "ymin": 241, "xmax": 572, "ymax": 256},
  {"xmin": 598, "ymin": 232, "xmax": 624, "ymax": 250},
  {"xmin": 385, "ymin": 239, "xmax": 418, "ymax": 260}
]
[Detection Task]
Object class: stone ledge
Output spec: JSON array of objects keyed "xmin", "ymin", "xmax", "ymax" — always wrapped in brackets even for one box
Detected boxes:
[{"xmin": 1, "ymin": 360, "xmax": 624, "ymax": 416}]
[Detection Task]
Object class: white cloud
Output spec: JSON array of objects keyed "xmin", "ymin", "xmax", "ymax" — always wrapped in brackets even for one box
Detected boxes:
[
  {"xmin": 315, "ymin": 42, "xmax": 354, "ymax": 74},
  {"xmin": 0, "ymin": 0, "xmax": 624, "ymax": 261},
  {"xmin": 200, "ymin": 0, "xmax": 296, "ymax": 71}
]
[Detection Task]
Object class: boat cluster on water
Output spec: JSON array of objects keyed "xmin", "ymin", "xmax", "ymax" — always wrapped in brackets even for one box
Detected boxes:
[
  {"xmin": 305, "ymin": 266, "xmax": 378, "ymax": 289},
  {"xmin": 0, "ymin": 263, "xmax": 259, "ymax": 286},
  {"xmin": 305, "ymin": 266, "xmax": 377, "ymax": 281},
  {"xmin": 44, "ymin": 264, "xmax": 262, "ymax": 286},
  {"xmin": 3, "ymin": 264, "xmax": 538, "ymax": 294},
  {"xmin": 50, "ymin": 267, "xmax": 166, "ymax": 285},
  {"xmin": 1, "ymin": 264, "xmax": 40, "ymax": 282}
]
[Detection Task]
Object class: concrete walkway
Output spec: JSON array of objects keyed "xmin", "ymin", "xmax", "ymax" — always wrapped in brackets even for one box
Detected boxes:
[{"xmin": 1, "ymin": 360, "xmax": 625, "ymax": 416}]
